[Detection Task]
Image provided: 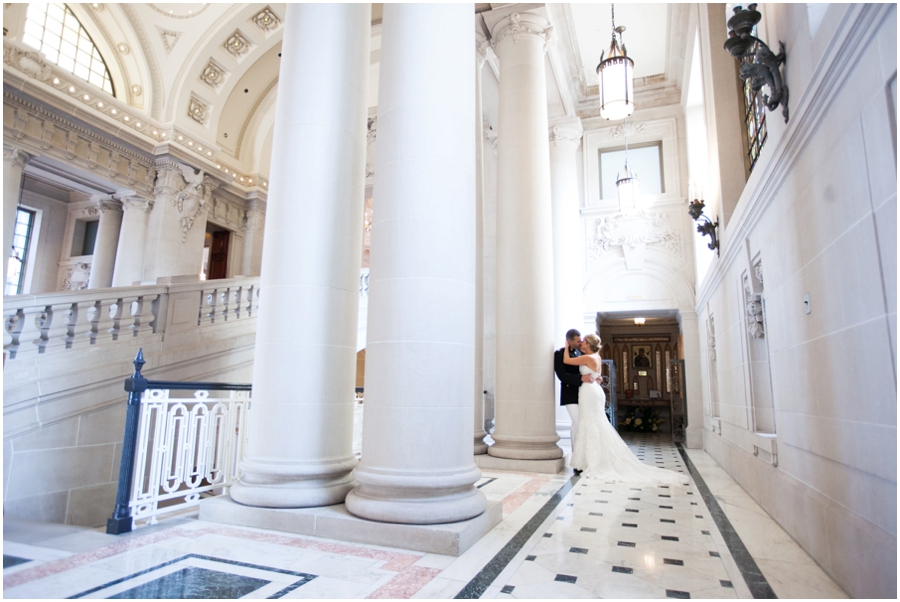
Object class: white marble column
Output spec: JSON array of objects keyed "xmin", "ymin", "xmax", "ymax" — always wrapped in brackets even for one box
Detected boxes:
[
  {"xmin": 3, "ymin": 145, "xmax": 32, "ymax": 264},
  {"xmin": 111, "ymin": 197, "xmax": 153, "ymax": 287},
  {"xmin": 483, "ymin": 129, "xmax": 498, "ymax": 432},
  {"xmin": 549, "ymin": 118, "xmax": 584, "ymax": 439},
  {"xmin": 549, "ymin": 118, "xmax": 584, "ymax": 339},
  {"xmin": 487, "ymin": 11, "xmax": 563, "ymax": 461},
  {"xmin": 473, "ymin": 34, "xmax": 490, "ymax": 455},
  {"xmin": 229, "ymin": 3, "xmax": 371, "ymax": 508},
  {"xmin": 345, "ymin": 3, "xmax": 485, "ymax": 524},
  {"xmin": 680, "ymin": 310, "xmax": 705, "ymax": 448},
  {"xmin": 87, "ymin": 198, "xmax": 123, "ymax": 289},
  {"xmin": 240, "ymin": 204, "xmax": 261, "ymax": 277}
]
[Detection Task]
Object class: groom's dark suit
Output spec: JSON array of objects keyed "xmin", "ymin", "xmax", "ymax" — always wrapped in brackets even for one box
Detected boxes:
[{"xmin": 554, "ymin": 346, "xmax": 582, "ymax": 406}]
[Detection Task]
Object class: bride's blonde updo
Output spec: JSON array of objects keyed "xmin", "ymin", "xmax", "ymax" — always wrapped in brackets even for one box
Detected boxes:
[{"xmin": 584, "ymin": 334, "xmax": 601, "ymax": 353}]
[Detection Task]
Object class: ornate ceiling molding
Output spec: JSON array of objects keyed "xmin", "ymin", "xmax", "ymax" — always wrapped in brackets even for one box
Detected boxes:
[
  {"xmin": 120, "ymin": 4, "xmax": 164, "ymax": 120},
  {"xmin": 147, "ymin": 4, "xmax": 211, "ymax": 19}
]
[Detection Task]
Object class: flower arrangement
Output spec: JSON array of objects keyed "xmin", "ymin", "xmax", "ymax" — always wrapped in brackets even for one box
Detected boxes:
[{"xmin": 618, "ymin": 408, "xmax": 665, "ymax": 433}]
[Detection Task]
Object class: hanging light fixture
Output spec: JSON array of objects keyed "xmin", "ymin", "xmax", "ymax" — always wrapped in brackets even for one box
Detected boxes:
[
  {"xmin": 596, "ymin": 3, "xmax": 635, "ymax": 121},
  {"xmin": 616, "ymin": 118, "xmax": 640, "ymax": 210}
]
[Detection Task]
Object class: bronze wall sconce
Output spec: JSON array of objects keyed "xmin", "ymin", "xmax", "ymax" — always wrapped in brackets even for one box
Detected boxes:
[
  {"xmin": 724, "ymin": 4, "xmax": 789, "ymax": 123},
  {"xmin": 688, "ymin": 199, "xmax": 719, "ymax": 255}
]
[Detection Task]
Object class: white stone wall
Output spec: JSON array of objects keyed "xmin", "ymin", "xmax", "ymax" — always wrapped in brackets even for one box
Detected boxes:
[
  {"xmin": 694, "ymin": 4, "xmax": 896, "ymax": 598},
  {"xmin": 18, "ymin": 181, "xmax": 68, "ymax": 294}
]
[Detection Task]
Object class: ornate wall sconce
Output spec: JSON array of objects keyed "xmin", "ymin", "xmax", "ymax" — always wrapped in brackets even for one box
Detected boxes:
[
  {"xmin": 723, "ymin": 4, "xmax": 789, "ymax": 123},
  {"xmin": 688, "ymin": 199, "xmax": 719, "ymax": 255}
]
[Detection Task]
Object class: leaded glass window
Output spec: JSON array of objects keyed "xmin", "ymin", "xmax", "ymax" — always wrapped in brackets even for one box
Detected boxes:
[
  {"xmin": 23, "ymin": 3, "xmax": 114, "ymax": 95},
  {"xmin": 6, "ymin": 208, "xmax": 36, "ymax": 296},
  {"xmin": 742, "ymin": 77, "xmax": 767, "ymax": 171}
]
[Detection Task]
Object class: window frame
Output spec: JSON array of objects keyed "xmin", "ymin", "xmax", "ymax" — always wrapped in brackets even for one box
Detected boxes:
[
  {"xmin": 5, "ymin": 207, "xmax": 37, "ymax": 296},
  {"xmin": 598, "ymin": 140, "xmax": 666, "ymax": 202}
]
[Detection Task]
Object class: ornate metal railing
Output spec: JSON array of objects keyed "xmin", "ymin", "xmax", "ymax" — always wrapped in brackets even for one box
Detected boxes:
[{"xmin": 107, "ymin": 350, "xmax": 251, "ymax": 534}]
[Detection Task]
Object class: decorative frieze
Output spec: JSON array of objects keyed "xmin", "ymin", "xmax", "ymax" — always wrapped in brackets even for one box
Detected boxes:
[
  {"xmin": 250, "ymin": 6, "xmax": 282, "ymax": 34},
  {"xmin": 609, "ymin": 121, "xmax": 647, "ymax": 139}
]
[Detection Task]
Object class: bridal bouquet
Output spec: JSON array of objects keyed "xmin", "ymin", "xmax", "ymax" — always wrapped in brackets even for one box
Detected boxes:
[{"xmin": 618, "ymin": 408, "xmax": 665, "ymax": 433}]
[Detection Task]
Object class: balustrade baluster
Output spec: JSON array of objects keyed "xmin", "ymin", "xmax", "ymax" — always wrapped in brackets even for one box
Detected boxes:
[
  {"xmin": 231, "ymin": 289, "xmax": 241, "ymax": 321},
  {"xmin": 84, "ymin": 299, "xmax": 103, "ymax": 345},
  {"xmin": 107, "ymin": 298, "xmax": 124, "ymax": 340},
  {"xmin": 219, "ymin": 289, "xmax": 230, "ymax": 322},
  {"xmin": 63, "ymin": 302, "xmax": 79, "ymax": 349},
  {"xmin": 4, "ymin": 308, "xmax": 25, "ymax": 359},
  {"xmin": 148, "ymin": 294, "xmax": 161, "ymax": 333},
  {"xmin": 32, "ymin": 305, "xmax": 53, "ymax": 353}
]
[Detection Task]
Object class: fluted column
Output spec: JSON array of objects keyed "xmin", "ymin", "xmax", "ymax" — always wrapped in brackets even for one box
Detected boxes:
[
  {"xmin": 345, "ymin": 3, "xmax": 485, "ymax": 524},
  {"xmin": 549, "ymin": 119, "xmax": 584, "ymax": 351},
  {"xmin": 488, "ymin": 11, "xmax": 563, "ymax": 461},
  {"xmin": 3, "ymin": 145, "xmax": 32, "ymax": 264},
  {"xmin": 87, "ymin": 198, "xmax": 123, "ymax": 289},
  {"xmin": 229, "ymin": 3, "xmax": 370, "ymax": 508},
  {"xmin": 111, "ymin": 197, "xmax": 153, "ymax": 287},
  {"xmin": 473, "ymin": 34, "xmax": 490, "ymax": 455}
]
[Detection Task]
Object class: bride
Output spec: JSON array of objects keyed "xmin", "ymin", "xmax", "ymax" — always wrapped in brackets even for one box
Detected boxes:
[{"xmin": 563, "ymin": 334, "xmax": 682, "ymax": 483}]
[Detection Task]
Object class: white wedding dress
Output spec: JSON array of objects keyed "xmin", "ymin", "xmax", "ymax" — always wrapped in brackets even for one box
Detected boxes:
[{"xmin": 570, "ymin": 355, "xmax": 683, "ymax": 484}]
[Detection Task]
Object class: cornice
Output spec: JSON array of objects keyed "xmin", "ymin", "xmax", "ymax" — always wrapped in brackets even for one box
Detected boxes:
[{"xmin": 694, "ymin": 3, "xmax": 891, "ymax": 312}]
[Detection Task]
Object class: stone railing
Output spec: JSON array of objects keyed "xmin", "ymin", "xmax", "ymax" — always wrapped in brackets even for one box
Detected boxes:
[{"xmin": 3, "ymin": 277, "xmax": 260, "ymax": 361}]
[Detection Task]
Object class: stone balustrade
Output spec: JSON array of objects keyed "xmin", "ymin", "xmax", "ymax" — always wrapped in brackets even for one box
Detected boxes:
[{"xmin": 3, "ymin": 278, "xmax": 260, "ymax": 361}]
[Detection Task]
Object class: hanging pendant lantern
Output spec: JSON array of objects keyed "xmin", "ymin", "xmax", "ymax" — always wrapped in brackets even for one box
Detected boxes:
[
  {"xmin": 616, "ymin": 117, "xmax": 641, "ymax": 210},
  {"xmin": 616, "ymin": 164, "xmax": 640, "ymax": 210},
  {"xmin": 596, "ymin": 4, "xmax": 635, "ymax": 121}
]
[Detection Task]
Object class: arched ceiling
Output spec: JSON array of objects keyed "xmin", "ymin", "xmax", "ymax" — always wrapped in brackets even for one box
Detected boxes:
[{"xmin": 68, "ymin": 3, "xmax": 685, "ymax": 182}]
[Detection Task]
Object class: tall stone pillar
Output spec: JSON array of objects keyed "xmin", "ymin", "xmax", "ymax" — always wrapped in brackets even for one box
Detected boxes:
[
  {"xmin": 345, "ymin": 3, "xmax": 486, "ymax": 524},
  {"xmin": 680, "ymin": 310, "xmax": 705, "ymax": 448},
  {"xmin": 3, "ymin": 145, "xmax": 32, "ymax": 264},
  {"xmin": 549, "ymin": 118, "xmax": 584, "ymax": 437},
  {"xmin": 473, "ymin": 34, "xmax": 490, "ymax": 455},
  {"xmin": 487, "ymin": 10, "xmax": 563, "ymax": 462},
  {"xmin": 483, "ymin": 129, "xmax": 498, "ymax": 433},
  {"xmin": 240, "ymin": 199, "xmax": 264, "ymax": 277},
  {"xmin": 111, "ymin": 197, "xmax": 153, "ymax": 287},
  {"xmin": 229, "ymin": 3, "xmax": 371, "ymax": 508},
  {"xmin": 142, "ymin": 161, "xmax": 213, "ymax": 281},
  {"xmin": 87, "ymin": 198, "xmax": 123, "ymax": 289}
]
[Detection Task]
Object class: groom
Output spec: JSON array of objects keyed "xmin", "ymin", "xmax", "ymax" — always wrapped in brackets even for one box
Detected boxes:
[{"xmin": 554, "ymin": 329, "xmax": 593, "ymax": 474}]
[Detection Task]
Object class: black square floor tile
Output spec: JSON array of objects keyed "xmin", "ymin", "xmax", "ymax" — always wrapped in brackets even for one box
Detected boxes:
[
  {"xmin": 690, "ymin": 502, "xmax": 698, "ymax": 505},
  {"xmin": 555, "ymin": 574, "xmax": 577, "ymax": 584},
  {"xmin": 581, "ymin": 527, "xmax": 597, "ymax": 533},
  {"xmin": 601, "ymin": 490, "xmax": 612, "ymax": 493},
  {"xmin": 622, "ymin": 523, "xmax": 638, "ymax": 528},
  {"xmin": 596, "ymin": 500, "xmax": 608, "ymax": 503},
  {"xmin": 666, "ymin": 589, "xmax": 691, "ymax": 598},
  {"xmin": 661, "ymin": 535, "xmax": 679, "ymax": 541},
  {"xmin": 543, "ymin": 533, "xmax": 553, "ymax": 538},
  {"xmin": 661, "ymin": 518, "xmax": 675, "ymax": 523},
  {"xmin": 569, "ymin": 547, "xmax": 589, "ymax": 554},
  {"xmin": 107, "ymin": 566, "xmax": 270, "ymax": 599},
  {"xmin": 720, "ymin": 580, "xmax": 733, "ymax": 588},
  {"xmin": 501, "ymin": 585, "xmax": 515, "ymax": 594},
  {"xmin": 709, "ymin": 551, "xmax": 720, "ymax": 557},
  {"xmin": 3, "ymin": 555, "xmax": 31, "ymax": 569},
  {"xmin": 701, "ymin": 530, "xmax": 711, "ymax": 535},
  {"xmin": 660, "ymin": 505, "xmax": 673, "ymax": 509},
  {"xmin": 695, "ymin": 515, "xmax": 703, "ymax": 519},
  {"xmin": 626, "ymin": 508, "xmax": 639, "ymax": 513},
  {"xmin": 663, "ymin": 558, "xmax": 684, "ymax": 566},
  {"xmin": 618, "ymin": 541, "xmax": 636, "ymax": 547},
  {"xmin": 556, "ymin": 516, "xmax": 565, "ymax": 520},
  {"xmin": 628, "ymin": 497, "xmax": 640, "ymax": 501},
  {"xmin": 660, "ymin": 485, "xmax": 669, "ymax": 488},
  {"xmin": 589, "ymin": 512, "xmax": 603, "ymax": 516},
  {"xmin": 612, "ymin": 566, "xmax": 633, "ymax": 574},
  {"xmin": 659, "ymin": 494, "xmax": 671, "ymax": 497},
  {"xmin": 630, "ymin": 488, "xmax": 642, "ymax": 491},
  {"xmin": 525, "ymin": 555, "xmax": 536, "ymax": 561}
]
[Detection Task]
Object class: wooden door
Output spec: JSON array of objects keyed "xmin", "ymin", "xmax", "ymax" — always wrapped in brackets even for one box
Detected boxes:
[{"xmin": 208, "ymin": 230, "xmax": 230, "ymax": 280}]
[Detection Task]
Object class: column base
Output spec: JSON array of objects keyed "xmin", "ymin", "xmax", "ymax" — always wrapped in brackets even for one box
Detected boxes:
[
  {"xmin": 474, "ymin": 454, "xmax": 567, "ymax": 474},
  {"xmin": 200, "ymin": 495, "xmax": 502, "ymax": 556},
  {"xmin": 474, "ymin": 429, "xmax": 488, "ymax": 455},
  {"xmin": 230, "ymin": 457, "xmax": 357, "ymax": 508},
  {"xmin": 488, "ymin": 434, "xmax": 563, "ymax": 460}
]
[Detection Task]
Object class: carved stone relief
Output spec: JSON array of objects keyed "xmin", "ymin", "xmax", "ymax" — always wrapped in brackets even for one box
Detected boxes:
[
  {"xmin": 171, "ymin": 164, "xmax": 209, "ymax": 241},
  {"xmin": 3, "ymin": 45, "xmax": 53, "ymax": 82},
  {"xmin": 250, "ymin": 6, "xmax": 282, "ymax": 34},
  {"xmin": 609, "ymin": 121, "xmax": 647, "ymax": 139},
  {"xmin": 588, "ymin": 210, "xmax": 682, "ymax": 267},
  {"xmin": 365, "ymin": 117, "xmax": 377, "ymax": 179},
  {"xmin": 200, "ymin": 60, "xmax": 227, "ymax": 89},
  {"xmin": 223, "ymin": 30, "xmax": 252, "ymax": 59},
  {"xmin": 743, "ymin": 274, "xmax": 765, "ymax": 339},
  {"xmin": 707, "ymin": 316, "xmax": 716, "ymax": 363},
  {"xmin": 62, "ymin": 262, "xmax": 91, "ymax": 291},
  {"xmin": 188, "ymin": 96, "xmax": 209, "ymax": 125},
  {"xmin": 155, "ymin": 25, "xmax": 182, "ymax": 55}
]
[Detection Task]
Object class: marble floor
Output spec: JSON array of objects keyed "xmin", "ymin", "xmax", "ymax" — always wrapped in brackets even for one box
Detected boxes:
[{"xmin": 3, "ymin": 434, "xmax": 848, "ymax": 599}]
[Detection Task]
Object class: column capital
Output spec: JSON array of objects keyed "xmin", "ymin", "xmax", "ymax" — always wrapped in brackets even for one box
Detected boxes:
[
  {"xmin": 476, "ymin": 32, "xmax": 491, "ymax": 67},
  {"xmin": 93, "ymin": 196, "xmax": 123, "ymax": 213},
  {"xmin": 490, "ymin": 12, "xmax": 553, "ymax": 53},
  {"xmin": 548, "ymin": 118, "xmax": 583, "ymax": 148},
  {"xmin": 3, "ymin": 144, "xmax": 35, "ymax": 169},
  {"xmin": 119, "ymin": 196, "xmax": 154, "ymax": 214}
]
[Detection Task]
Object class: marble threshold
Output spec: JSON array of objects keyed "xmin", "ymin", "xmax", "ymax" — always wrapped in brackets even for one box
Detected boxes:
[{"xmin": 2, "ymin": 434, "xmax": 848, "ymax": 599}]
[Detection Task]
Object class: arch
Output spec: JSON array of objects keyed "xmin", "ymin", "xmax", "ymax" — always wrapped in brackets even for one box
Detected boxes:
[
  {"xmin": 23, "ymin": 3, "xmax": 114, "ymax": 95},
  {"xmin": 583, "ymin": 255, "xmax": 696, "ymax": 314}
]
